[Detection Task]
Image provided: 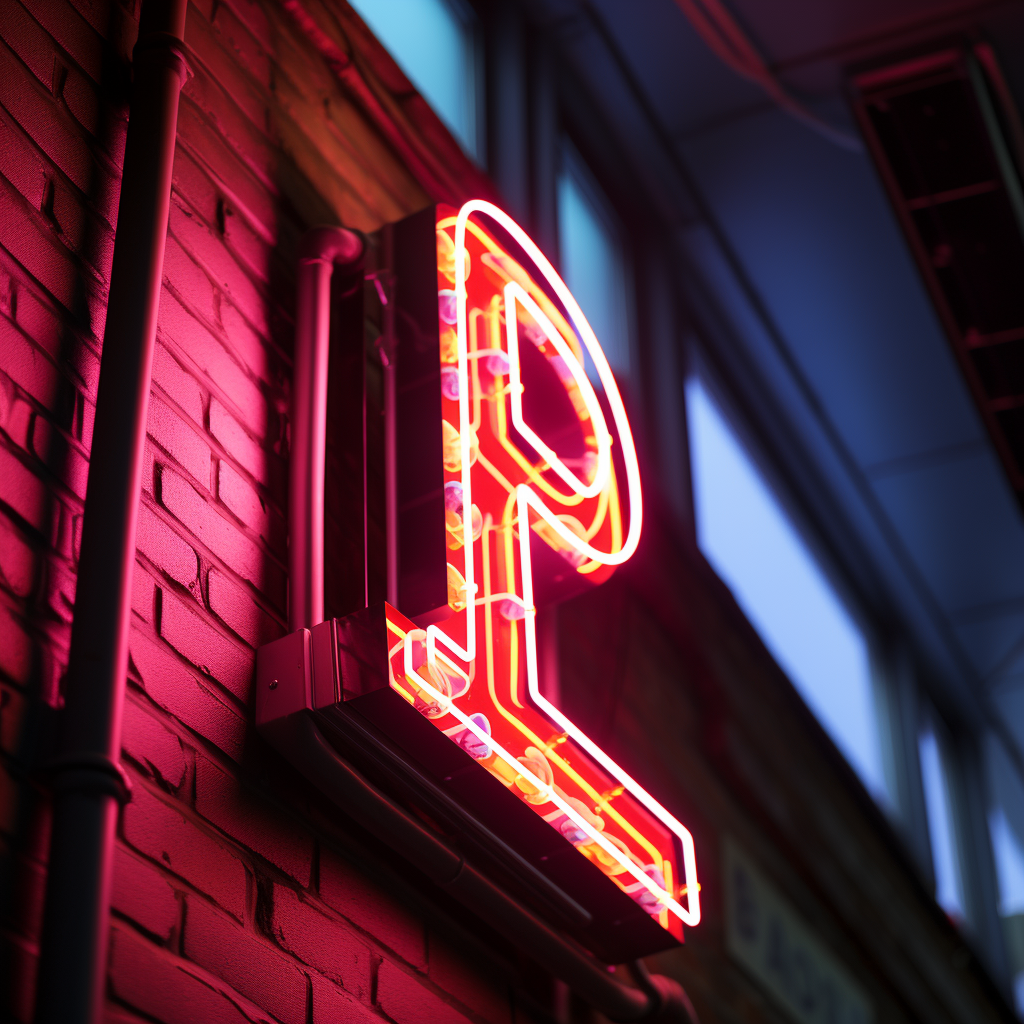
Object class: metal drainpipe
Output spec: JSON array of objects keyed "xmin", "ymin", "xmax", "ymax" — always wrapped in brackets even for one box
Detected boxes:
[{"xmin": 33, "ymin": 3, "xmax": 188, "ymax": 1023}]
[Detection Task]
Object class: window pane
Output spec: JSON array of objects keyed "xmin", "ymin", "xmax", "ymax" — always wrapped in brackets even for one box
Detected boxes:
[
  {"xmin": 347, "ymin": 0, "xmax": 479, "ymax": 158},
  {"xmin": 918, "ymin": 724, "xmax": 966, "ymax": 921},
  {"xmin": 686, "ymin": 376, "xmax": 890, "ymax": 806},
  {"xmin": 985, "ymin": 735, "xmax": 1024, "ymax": 1016},
  {"xmin": 557, "ymin": 152, "xmax": 630, "ymax": 381}
]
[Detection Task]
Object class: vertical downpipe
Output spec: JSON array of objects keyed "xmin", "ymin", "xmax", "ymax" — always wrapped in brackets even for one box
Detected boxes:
[
  {"xmin": 290, "ymin": 228, "xmax": 364, "ymax": 632},
  {"xmin": 33, "ymin": 3, "xmax": 188, "ymax": 1023}
]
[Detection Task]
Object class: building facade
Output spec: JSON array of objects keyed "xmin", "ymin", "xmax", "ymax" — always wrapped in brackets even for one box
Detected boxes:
[{"xmin": 1, "ymin": 1, "xmax": 1022, "ymax": 1023}]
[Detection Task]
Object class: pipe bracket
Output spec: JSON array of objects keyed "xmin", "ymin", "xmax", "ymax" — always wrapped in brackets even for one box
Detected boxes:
[{"xmin": 43, "ymin": 753, "xmax": 133, "ymax": 805}]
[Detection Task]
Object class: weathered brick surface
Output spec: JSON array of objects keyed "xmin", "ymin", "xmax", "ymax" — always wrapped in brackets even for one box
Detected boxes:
[
  {"xmin": 110, "ymin": 844, "xmax": 180, "ymax": 941},
  {"xmin": 147, "ymin": 391, "xmax": 211, "ymax": 489},
  {"xmin": 0, "ymin": 513, "xmax": 37, "ymax": 598},
  {"xmin": 160, "ymin": 464, "xmax": 285, "ymax": 607},
  {"xmin": 183, "ymin": 896, "xmax": 309, "ymax": 1024},
  {"xmin": 310, "ymin": 973, "xmax": 383, "ymax": 1024},
  {"xmin": 129, "ymin": 629, "xmax": 246, "ymax": 761},
  {"xmin": 120, "ymin": 694, "xmax": 186, "ymax": 788},
  {"xmin": 269, "ymin": 882, "xmax": 373, "ymax": 1001},
  {"xmin": 195, "ymin": 754, "xmax": 313, "ymax": 886},
  {"xmin": 318, "ymin": 847, "xmax": 426, "ymax": 970},
  {"xmin": 428, "ymin": 933, "xmax": 513, "ymax": 1024},
  {"xmin": 109, "ymin": 925, "xmax": 254, "ymax": 1024},
  {"xmin": 207, "ymin": 565, "xmax": 283, "ymax": 649},
  {"xmin": 377, "ymin": 959, "xmax": 472, "ymax": 1024},
  {"xmin": 159, "ymin": 586, "xmax": 254, "ymax": 703},
  {"xmin": 121, "ymin": 779, "xmax": 247, "ymax": 921}
]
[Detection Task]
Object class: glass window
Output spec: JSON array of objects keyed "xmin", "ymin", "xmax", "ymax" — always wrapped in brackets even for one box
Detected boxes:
[
  {"xmin": 557, "ymin": 146, "xmax": 631, "ymax": 382},
  {"xmin": 347, "ymin": 0, "xmax": 480, "ymax": 159},
  {"xmin": 918, "ymin": 717, "xmax": 966, "ymax": 922},
  {"xmin": 985, "ymin": 735, "xmax": 1024, "ymax": 1015},
  {"xmin": 686, "ymin": 375, "xmax": 891, "ymax": 807}
]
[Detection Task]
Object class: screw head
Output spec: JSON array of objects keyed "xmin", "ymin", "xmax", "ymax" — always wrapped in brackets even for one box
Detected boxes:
[{"xmin": 269, "ymin": 679, "xmax": 278, "ymax": 690}]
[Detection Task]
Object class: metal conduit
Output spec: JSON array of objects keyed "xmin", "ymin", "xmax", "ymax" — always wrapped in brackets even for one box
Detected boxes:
[{"xmin": 33, "ymin": 3, "xmax": 188, "ymax": 1023}]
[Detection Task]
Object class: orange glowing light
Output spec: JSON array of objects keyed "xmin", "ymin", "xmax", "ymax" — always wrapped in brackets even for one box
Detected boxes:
[{"xmin": 385, "ymin": 201, "xmax": 699, "ymax": 936}]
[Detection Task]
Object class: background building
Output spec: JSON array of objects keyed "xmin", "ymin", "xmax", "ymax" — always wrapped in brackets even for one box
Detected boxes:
[{"xmin": 2, "ymin": 0, "xmax": 1024, "ymax": 1022}]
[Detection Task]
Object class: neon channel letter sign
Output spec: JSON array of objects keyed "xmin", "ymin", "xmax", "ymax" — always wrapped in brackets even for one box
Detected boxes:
[{"xmin": 383, "ymin": 201, "xmax": 700, "ymax": 940}]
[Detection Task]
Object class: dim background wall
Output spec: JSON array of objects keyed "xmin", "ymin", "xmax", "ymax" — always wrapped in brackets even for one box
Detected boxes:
[{"xmin": 0, "ymin": 1, "xmax": 1014, "ymax": 1024}]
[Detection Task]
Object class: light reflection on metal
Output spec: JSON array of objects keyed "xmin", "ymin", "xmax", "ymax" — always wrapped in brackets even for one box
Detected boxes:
[{"xmin": 385, "ymin": 201, "xmax": 700, "ymax": 936}]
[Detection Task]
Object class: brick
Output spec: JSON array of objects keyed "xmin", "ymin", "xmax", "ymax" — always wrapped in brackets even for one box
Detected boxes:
[
  {"xmin": 4, "ymin": 397, "xmax": 33, "ymax": 449},
  {"xmin": 165, "ymin": 202, "xmax": 275, "ymax": 360},
  {"xmin": 3, "ymin": 0, "xmax": 57, "ymax": 89},
  {"xmin": 121, "ymin": 695, "xmax": 186, "ymax": 789},
  {"xmin": 319, "ymin": 848, "xmax": 426, "ymax": 969},
  {"xmin": 428, "ymin": 934, "xmax": 512, "ymax": 1024},
  {"xmin": 0, "ymin": 443, "xmax": 47, "ymax": 531},
  {"xmin": 207, "ymin": 566, "xmax": 282, "ymax": 649},
  {"xmin": 270, "ymin": 884, "xmax": 373, "ymax": 1000},
  {"xmin": 376, "ymin": 959, "xmax": 471, "ymax": 1024},
  {"xmin": 157, "ymin": 289, "xmax": 267, "ymax": 438},
  {"xmin": 162, "ymin": 232, "xmax": 219, "ymax": 328},
  {"xmin": 0, "ymin": 177, "xmax": 98, "ymax": 328},
  {"xmin": 121, "ymin": 780, "xmax": 246, "ymax": 920},
  {"xmin": 211, "ymin": 1, "xmax": 272, "ymax": 90},
  {"xmin": 184, "ymin": 4, "xmax": 269, "ymax": 138},
  {"xmin": 147, "ymin": 392, "xmax": 211, "ymax": 489},
  {"xmin": 0, "ymin": 106, "xmax": 50, "ymax": 210},
  {"xmin": 173, "ymin": 72, "xmax": 276, "ymax": 225},
  {"xmin": 128, "ymin": 629, "xmax": 246, "ymax": 762},
  {"xmin": 160, "ymin": 466, "xmax": 284, "ymax": 605},
  {"xmin": 209, "ymin": 397, "xmax": 267, "ymax": 482},
  {"xmin": 195, "ymin": 755, "xmax": 312, "ymax": 886},
  {"xmin": 0, "ymin": 682, "xmax": 28, "ymax": 755},
  {"xmin": 0, "ymin": 43, "xmax": 117, "ymax": 217},
  {"xmin": 19, "ymin": 0, "xmax": 105, "ymax": 84},
  {"xmin": 135, "ymin": 503, "xmax": 199, "ymax": 592},
  {"xmin": 109, "ymin": 926, "xmax": 254, "ymax": 1024},
  {"xmin": 171, "ymin": 146, "xmax": 220, "ymax": 229},
  {"xmin": 176, "ymin": 99, "xmax": 276, "ymax": 243},
  {"xmin": 0, "ymin": 514, "xmax": 37, "ymax": 598},
  {"xmin": 219, "ymin": 300, "xmax": 276, "ymax": 389},
  {"xmin": 153, "ymin": 340, "xmax": 204, "ymax": 425},
  {"xmin": 222, "ymin": 198, "xmax": 276, "ymax": 287},
  {"xmin": 310, "ymin": 973, "xmax": 382, "ymax": 1024},
  {"xmin": 159, "ymin": 586, "xmax": 254, "ymax": 703},
  {"xmin": 184, "ymin": 897, "xmax": 307, "ymax": 1024},
  {"xmin": 4, "ymin": 845, "xmax": 45, "ymax": 944},
  {"xmin": 43, "ymin": 556, "xmax": 75, "ymax": 623},
  {"xmin": 111, "ymin": 844, "xmax": 180, "ymax": 940},
  {"xmin": 130, "ymin": 562, "xmax": 155, "ymax": 622},
  {"xmin": 30, "ymin": 415, "xmax": 88, "ymax": 498},
  {"xmin": 218, "ymin": 459, "xmax": 284, "ymax": 550}
]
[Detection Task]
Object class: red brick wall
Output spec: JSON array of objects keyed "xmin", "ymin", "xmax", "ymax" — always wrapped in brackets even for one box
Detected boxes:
[{"xmin": 0, "ymin": 1, "xmax": 543, "ymax": 1022}]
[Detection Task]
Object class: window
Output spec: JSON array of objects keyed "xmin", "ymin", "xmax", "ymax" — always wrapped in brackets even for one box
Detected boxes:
[
  {"xmin": 347, "ymin": 0, "xmax": 481, "ymax": 159},
  {"xmin": 686, "ymin": 375, "xmax": 891, "ymax": 808},
  {"xmin": 986, "ymin": 735, "xmax": 1024, "ymax": 1015},
  {"xmin": 557, "ymin": 144, "xmax": 631, "ymax": 382},
  {"xmin": 918, "ymin": 717, "xmax": 966, "ymax": 922}
]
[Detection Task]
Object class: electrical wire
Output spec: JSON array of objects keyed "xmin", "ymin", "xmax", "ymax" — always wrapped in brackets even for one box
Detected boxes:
[{"xmin": 673, "ymin": 0, "xmax": 862, "ymax": 151}]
